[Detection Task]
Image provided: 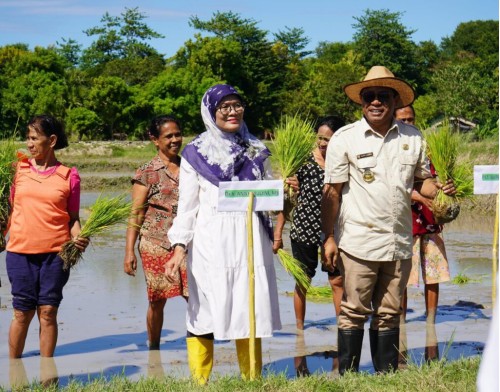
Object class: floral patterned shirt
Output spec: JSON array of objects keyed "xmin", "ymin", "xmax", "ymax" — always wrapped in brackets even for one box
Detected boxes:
[
  {"xmin": 133, "ymin": 155, "xmax": 179, "ymax": 250},
  {"xmin": 290, "ymin": 155, "xmax": 323, "ymax": 246}
]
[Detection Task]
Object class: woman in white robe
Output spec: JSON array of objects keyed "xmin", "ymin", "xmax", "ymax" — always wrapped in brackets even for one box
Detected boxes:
[{"xmin": 166, "ymin": 84, "xmax": 281, "ymax": 384}]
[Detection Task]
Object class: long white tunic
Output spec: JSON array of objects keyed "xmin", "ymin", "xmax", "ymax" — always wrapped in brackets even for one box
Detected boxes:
[{"xmin": 168, "ymin": 158, "xmax": 281, "ymax": 340}]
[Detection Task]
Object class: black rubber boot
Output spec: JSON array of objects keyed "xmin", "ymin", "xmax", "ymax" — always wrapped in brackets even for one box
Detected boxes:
[
  {"xmin": 377, "ymin": 328, "xmax": 400, "ymax": 373},
  {"xmin": 338, "ymin": 329, "xmax": 364, "ymax": 375},
  {"xmin": 369, "ymin": 328, "xmax": 380, "ymax": 373}
]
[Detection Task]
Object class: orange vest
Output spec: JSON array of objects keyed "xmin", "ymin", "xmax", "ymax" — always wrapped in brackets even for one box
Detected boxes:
[{"xmin": 7, "ymin": 162, "xmax": 72, "ymax": 254}]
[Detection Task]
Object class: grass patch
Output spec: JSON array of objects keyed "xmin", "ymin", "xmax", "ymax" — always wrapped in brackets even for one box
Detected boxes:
[
  {"xmin": 450, "ymin": 269, "xmax": 484, "ymax": 285},
  {"xmin": 451, "ymin": 272, "xmax": 472, "ymax": 285},
  {"xmin": 6, "ymin": 357, "xmax": 481, "ymax": 392}
]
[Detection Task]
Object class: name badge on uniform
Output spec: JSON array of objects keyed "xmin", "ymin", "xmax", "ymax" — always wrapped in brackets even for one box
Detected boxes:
[
  {"xmin": 357, "ymin": 152, "xmax": 374, "ymax": 159},
  {"xmin": 363, "ymin": 169, "xmax": 375, "ymax": 183}
]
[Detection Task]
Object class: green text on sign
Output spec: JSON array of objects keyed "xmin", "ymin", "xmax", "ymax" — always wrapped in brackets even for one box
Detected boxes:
[
  {"xmin": 225, "ymin": 189, "xmax": 279, "ymax": 198},
  {"xmin": 482, "ymin": 173, "xmax": 499, "ymax": 181}
]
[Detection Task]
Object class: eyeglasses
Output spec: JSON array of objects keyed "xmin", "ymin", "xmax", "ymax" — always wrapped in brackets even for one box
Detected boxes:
[
  {"xmin": 218, "ymin": 103, "xmax": 245, "ymax": 115},
  {"xmin": 360, "ymin": 90, "xmax": 394, "ymax": 104}
]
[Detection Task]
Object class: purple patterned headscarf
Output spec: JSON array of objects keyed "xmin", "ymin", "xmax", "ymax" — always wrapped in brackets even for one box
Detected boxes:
[
  {"xmin": 182, "ymin": 84, "xmax": 271, "ymax": 185},
  {"xmin": 203, "ymin": 84, "xmax": 243, "ymax": 122},
  {"xmin": 181, "ymin": 84, "xmax": 273, "ymax": 239}
]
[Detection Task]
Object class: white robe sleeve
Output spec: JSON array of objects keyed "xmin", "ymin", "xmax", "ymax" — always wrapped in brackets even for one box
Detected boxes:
[
  {"xmin": 167, "ymin": 158, "xmax": 201, "ymax": 246},
  {"xmin": 263, "ymin": 158, "xmax": 274, "ymax": 180}
]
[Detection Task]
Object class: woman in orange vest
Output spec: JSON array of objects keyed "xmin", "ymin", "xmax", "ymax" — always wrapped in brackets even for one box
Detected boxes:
[{"xmin": 5, "ymin": 115, "xmax": 89, "ymax": 358}]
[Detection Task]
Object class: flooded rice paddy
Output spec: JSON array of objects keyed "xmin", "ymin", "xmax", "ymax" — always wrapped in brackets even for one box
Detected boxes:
[{"xmin": 0, "ymin": 192, "xmax": 496, "ymax": 388}]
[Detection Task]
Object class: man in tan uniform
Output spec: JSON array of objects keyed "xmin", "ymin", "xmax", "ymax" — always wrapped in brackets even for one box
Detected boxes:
[{"xmin": 321, "ymin": 66, "xmax": 455, "ymax": 374}]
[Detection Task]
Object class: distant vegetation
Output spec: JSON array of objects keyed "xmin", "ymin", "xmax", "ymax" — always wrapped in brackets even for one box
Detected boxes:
[{"xmin": 0, "ymin": 8, "xmax": 497, "ymax": 141}]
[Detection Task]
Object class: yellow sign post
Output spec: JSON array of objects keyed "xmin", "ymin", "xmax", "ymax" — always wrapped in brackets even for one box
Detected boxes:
[{"xmin": 246, "ymin": 192, "xmax": 257, "ymax": 380}]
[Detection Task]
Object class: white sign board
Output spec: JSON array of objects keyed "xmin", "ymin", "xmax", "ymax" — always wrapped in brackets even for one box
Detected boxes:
[
  {"xmin": 218, "ymin": 180, "xmax": 284, "ymax": 212},
  {"xmin": 474, "ymin": 165, "xmax": 499, "ymax": 195}
]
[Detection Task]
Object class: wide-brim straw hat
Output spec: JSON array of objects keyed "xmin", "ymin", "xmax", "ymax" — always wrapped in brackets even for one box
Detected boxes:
[{"xmin": 344, "ymin": 66, "xmax": 415, "ymax": 108}]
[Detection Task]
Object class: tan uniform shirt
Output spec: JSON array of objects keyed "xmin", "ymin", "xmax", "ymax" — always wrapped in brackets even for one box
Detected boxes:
[{"xmin": 324, "ymin": 117, "xmax": 431, "ymax": 262}]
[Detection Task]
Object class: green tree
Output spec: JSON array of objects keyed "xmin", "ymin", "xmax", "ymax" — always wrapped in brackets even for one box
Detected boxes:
[
  {"xmin": 274, "ymin": 27, "xmax": 312, "ymax": 59},
  {"xmin": 303, "ymin": 52, "xmax": 365, "ymax": 123},
  {"xmin": 99, "ymin": 56, "xmax": 166, "ymax": 85},
  {"xmin": 80, "ymin": 7, "xmax": 165, "ymax": 84},
  {"xmin": 2, "ymin": 71, "xmax": 67, "ymax": 127},
  {"xmin": 56, "ymin": 38, "xmax": 82, "ymax": 68},
  {"xmin": 0, "ymin": 46, "xmax": 68, "ymax": 133},
  {"xmin": 66, "ymin": 107, "xmax": 102, "ymax": 140},
  {"xmin": 85, "ymin": 76, "xmax": 134, "ymax": 139},
  {"xmin": 314, "ymin": 41, "xmax": 354, "ymax": 63},
  {"xmin": 431, "ymin": 60, "xmax": 497, "ymax": 124},
  {"xmin": 441, "ymin": 20, "xmax": 498, "ymax": 68},
  {"xmin": 188, "ymin": 11, "xmax": 288, "ymax": 133},
  {"xmin": 137, "ymin": 67, "xmax": 219, "ymax": 136},
  {"xmin": 413, "ymin": 40, "xmax": 441, "ymax": 93},
  {"xmin": 352, "ymin": 9, "xmax": 422, "ymax": 91},
  {"xmin": 272, "ymin": 28, "xmax": 313, "ymax": 118},
  {"xmin": 412, "ymin": 95, "xmax": 439, "ymax": 129}
]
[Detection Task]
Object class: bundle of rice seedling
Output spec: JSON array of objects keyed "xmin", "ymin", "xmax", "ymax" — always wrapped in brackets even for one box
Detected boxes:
[
  {"xmin": 0, "ymin": 140, "xmax": 23, "ymax": 251},
  {"xmin": 277, "ymin": 249, "xmax": 311, "ymax": 291},
  {"xmin": 307, "ymin": 285, "xmax": 333, "ymax": 299},
  {"xmin": 424, "ymin": 124, "xmax": 474, "ymax": 224},
  {"xmin": 271, "ymin": 114, "xmax": 316, "ymax": 221},
  {"xmin": 59, "ymin": 193, "xmax": 132, "ymax": 270},
  {"xmin": 284, "ymin": 284, "xmax": 332, "ymax": 303}
]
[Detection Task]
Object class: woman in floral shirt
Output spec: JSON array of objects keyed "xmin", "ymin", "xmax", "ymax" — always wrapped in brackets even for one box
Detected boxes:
[
  {"xmin": 396, "ymin": 105, "xmax": 450, "ymax": 363},
  {"xmin": 123, "ymin": 115, "xmax": 188, "ymax": 350}
]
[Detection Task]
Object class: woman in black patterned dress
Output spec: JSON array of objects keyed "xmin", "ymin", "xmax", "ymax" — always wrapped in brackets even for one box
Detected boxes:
[{"xmin": 273, "ymin": 116, "xmax": 345, "ymax": 330}]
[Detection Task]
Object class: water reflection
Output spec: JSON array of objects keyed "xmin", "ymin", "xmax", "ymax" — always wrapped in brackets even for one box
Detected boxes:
[
  {"xmin": 8, "ymin": 357, "xmax": 59, "ymax": 390},
  {"xmin": 425, "ymin": 323, "xmax": 439, "ymax": 363},
  {"xmin": 40, "ymin": 357, "xmax": 59, "ymax": 388},
  {"xmin": 147, "ymin": 349, "xmax": 165, "ymax": 379},
  {"xmin": 294, "ymin": 333, "xmax": 310, "ymax": 377},
  {"xmin": 9, "ymin": 359, "xmax": 28, "ymax": 389},
  {"xmin": 291, "ymin": 332, "xmax": 338, "ymax": 378}
]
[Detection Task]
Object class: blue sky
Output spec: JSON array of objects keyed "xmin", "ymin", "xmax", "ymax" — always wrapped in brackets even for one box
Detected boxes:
[{"xmin": 0, "ymin": 0, "xmax": 498, "ymax": 57}]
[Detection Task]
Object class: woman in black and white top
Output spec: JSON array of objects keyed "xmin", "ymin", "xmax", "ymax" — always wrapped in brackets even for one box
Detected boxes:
[{"xmin": 273, "ymin": 115, "xmax": 345, "ymax": 331}]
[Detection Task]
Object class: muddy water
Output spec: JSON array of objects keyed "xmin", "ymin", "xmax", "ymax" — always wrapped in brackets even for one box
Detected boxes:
[{"xmin": 0, "ymin": 193, "xmax": 496, "ymax": 387}]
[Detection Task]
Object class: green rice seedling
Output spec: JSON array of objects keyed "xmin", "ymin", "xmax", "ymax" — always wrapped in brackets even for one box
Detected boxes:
[
  {"xmin": 271, "ymin": 114, "xmax": 316, "ymax": 221},
  {"xmin": 0, "ymin": 139, "xmax": 23, "ymax": 251},
  {"xmin": 276, "ymin": 249, "xmax": 311, "ymax": 291},
  {"xmin": 424, "ymin": 123, "xmax": 474, "ymax": 224},
  {"xmin": 307, "ymin": 285, "xmax": 332, "ymax": 299},
  {"xmin": 59, "ymin": 193, "xmax": 133, "ymax": 270},
  {"xmin": 450, "ymin": 268, "xmax": 481, "ymax": 285}
]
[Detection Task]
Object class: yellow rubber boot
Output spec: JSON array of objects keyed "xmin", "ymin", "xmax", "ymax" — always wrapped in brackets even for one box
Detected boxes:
[
  {"xmin": 186, "ymin": 337, "xmax": 214, "ymax": 385},
  {"xmin": 235, "ymin": 338, "xmax": 262, "ymax": 380}
]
